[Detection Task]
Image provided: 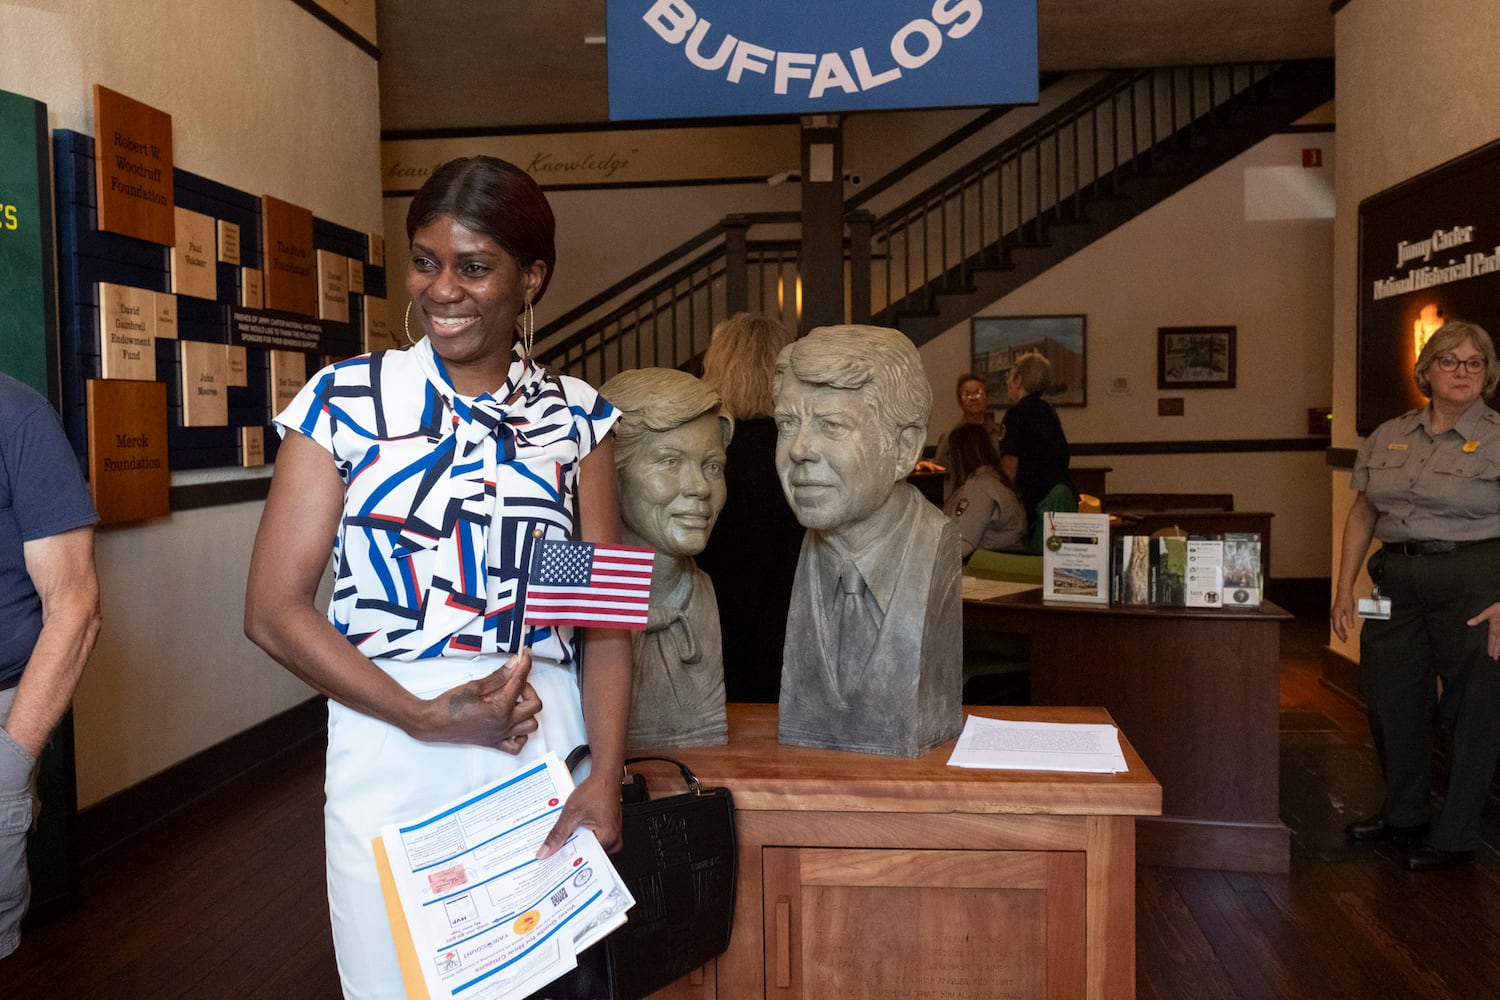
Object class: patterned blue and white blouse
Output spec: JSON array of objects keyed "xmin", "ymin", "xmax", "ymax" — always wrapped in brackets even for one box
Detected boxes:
[{"xmin": 274, "ymin": 338, "xmax": 618, "ymax": 664}]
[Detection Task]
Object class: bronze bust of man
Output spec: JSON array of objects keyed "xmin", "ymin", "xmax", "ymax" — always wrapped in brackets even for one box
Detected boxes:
[{"xmin": 772, "ymin": 325, "xmax": 962, "ymax": 757}]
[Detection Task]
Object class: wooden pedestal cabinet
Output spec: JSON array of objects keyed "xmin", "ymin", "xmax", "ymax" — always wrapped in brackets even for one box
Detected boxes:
[{"xmin": 639, "ymin": 704, "xmax": 1160, "ymax": 1000}]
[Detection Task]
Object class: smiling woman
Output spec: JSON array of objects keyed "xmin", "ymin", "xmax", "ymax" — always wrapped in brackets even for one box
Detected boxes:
[
  {"xmin": 245, "ymin": 155, "xmax": 634, "ymax": 998},
  {"xmin": 402, "ymin": 156, "xmax": 556, "ymax": 395}
]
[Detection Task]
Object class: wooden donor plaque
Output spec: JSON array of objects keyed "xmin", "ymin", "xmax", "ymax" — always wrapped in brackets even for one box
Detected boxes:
[
  {"xmin": 348, "ymin": 257, "xmax": 365, "ymax": 295},
  {"xmin": 241, "ymin": 267, "xmax": 264, "ymax": 309},
  {"xmin": 86, "ymin": 378, "xmax": 170, "ymax": 524},
  {"xmin": 93, "ymin": 85, "xmax": 174, "ymax": 245},
  {"xmin": 363, "ymin": 297, "xmax": 400, "ymax": 352},
  {"xmin": 261, "ymin": 195, "xmax": 316, "ymax": 316},
  {"xmin": 367, "ymin": 231, "xmax": 385, "ymax": 269},
  {"xmin": 179, "ymin": 340, "xmax": 229, "ymax": 427},
  {"xmin": 97, "ymin": 282, "xmax": 157, "ymax": 381},
  {"xmin": 268, "ymin": 349, "xmax": 306, "ymax": 416},
  {"xmin": 217, "ymin": 219, "xmax": 242, "ymax": 265},
  {"xmin": 155, "ymin": 292, "xmax": 178, "ymax": 340},
  {"xmin": 171, "ymin": 207, "xmax": 218, "ymax": 300},
  {"xmin": 317, "ymin": 249, "xmax": 349, "ymax": 323},
  {"xmin": 226, "ymin": 345, "xmax": 248, "ymax": 387},
  {"xmin": 240, "ymin": 426, "xmax": 265, "ymax": 468}
]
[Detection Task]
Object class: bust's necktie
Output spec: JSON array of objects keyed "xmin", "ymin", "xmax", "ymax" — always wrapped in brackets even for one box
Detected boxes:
[{"xmin": 834, "ymin": 561, "xmax": 875, "ymax": 689}]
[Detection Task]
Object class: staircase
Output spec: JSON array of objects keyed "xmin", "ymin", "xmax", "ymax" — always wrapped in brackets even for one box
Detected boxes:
[
  {"xmin": 535, "ymin": 60, "xmax": 1335, "ymax": 383},
  {"xmin": 868, "ymin": 60, "xmax": 1335, "ymax": 346}
]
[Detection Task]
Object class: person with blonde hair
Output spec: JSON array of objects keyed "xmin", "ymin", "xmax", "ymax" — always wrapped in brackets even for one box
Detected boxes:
[{"xmin": 696, "ymin": 313, "xmax": 804, "ymax": 703}]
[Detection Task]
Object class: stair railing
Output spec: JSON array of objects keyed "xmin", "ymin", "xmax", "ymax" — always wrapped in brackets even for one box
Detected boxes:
[
  {"xmin": 539, "ymin": 62, "xmax": 1293, "ymax": 381},
  {"xmin": 868, "ymin": 63, "xmax": 1282, "ymax": 322},
  {"xmin": 538, "ymin": 213, "xmax": 803, "ymax": 385}
]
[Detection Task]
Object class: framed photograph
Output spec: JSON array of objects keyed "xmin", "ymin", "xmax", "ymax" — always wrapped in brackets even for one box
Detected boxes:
[
  {"xmin": 1157, "ymin": 326, "xmax": 1237, "ymax": 389},
  {"xmin": 970, "ymin": 314, "xmax": 1087, "ymax": 408}
]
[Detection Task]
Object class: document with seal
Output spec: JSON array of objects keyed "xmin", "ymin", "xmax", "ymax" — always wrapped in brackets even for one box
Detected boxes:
[
  {"xmin": 373, "ymin": 753, "xmax": 634, "ymax": 999},
  {"xmin": 947, "ymin": 715, "xmax": 1129, "ymax": 773}
]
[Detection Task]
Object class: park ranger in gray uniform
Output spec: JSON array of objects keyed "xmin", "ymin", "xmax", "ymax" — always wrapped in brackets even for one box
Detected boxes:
[{"xmin": 1332, "ymin": 320, "xmax": 1500, "ymax": 872}]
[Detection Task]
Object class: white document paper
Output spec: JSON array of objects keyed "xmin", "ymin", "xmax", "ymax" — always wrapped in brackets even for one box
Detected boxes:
[
  {"xmin": 961, "ymin": 575, "xmax": 1041, "ymax": 601},
  {"xmin": 377, "ymin": 753, "xmax": 635, "ymax": 1000},
  {"xmin": 947, "ymin": 715, "xmax": 1130, "ymax": 773}
]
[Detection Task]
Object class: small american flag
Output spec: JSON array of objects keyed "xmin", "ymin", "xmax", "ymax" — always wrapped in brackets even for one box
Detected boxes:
[{"xmin": 523, "ymin": 539, "xmax": 654, "ymax": 630}]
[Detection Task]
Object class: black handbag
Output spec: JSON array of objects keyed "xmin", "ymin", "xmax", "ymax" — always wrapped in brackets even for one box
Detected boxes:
[{"xmin": 543, "ymin": 746, "xmax": 738, "ymax": 1000}]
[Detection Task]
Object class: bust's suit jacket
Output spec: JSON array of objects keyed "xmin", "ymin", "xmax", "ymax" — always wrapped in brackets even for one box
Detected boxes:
[{"xmin": 778, "ymin": 483, "xmax": 963, "ymax": 757}]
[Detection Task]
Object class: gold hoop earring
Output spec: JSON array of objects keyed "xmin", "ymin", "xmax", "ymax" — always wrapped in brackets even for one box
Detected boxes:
[
  {"xmin": 404, "ymin": 301, "xmax": 417, "ymax": 348},
  {"xmin": 516, "ymin": 299, "xmax": 535, "ymax": 358}
]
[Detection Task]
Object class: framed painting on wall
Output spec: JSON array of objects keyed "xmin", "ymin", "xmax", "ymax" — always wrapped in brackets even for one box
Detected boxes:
[
  {"xmin": 1157, "ymin": 326, "xmax": 1237, "ymax": 389},
  {"xmin": 971, "ymin": 314, "xmax": 1087, "ymax": 409}
]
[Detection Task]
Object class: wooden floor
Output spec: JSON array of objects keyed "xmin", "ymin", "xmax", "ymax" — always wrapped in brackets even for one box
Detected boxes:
[{"xmin": 6, "ymin": 606, "xmax": 1500, "ymax": 998}]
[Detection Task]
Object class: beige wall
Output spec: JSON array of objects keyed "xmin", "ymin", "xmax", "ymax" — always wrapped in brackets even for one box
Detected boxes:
[
  {"xmin": 21, "ymin": 0, "xmax": 1486, "ymax": 797},
  {"xmin": 1328, "ymin": 1, "xmax": 1500, "ymax": 659},
  {"xmin": 381, "ymin": 80, "xmax": 1105, "ymax": 349},
  {"xmin": 0, "ymin": 0, "xmax": 382, "ymax": 807},
  {"xmin": 920, "ymin": 129, "xmax": 1337, "ymax": 579}
]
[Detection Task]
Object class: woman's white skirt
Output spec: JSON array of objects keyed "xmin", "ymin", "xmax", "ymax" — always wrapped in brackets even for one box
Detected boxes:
[{"xmin": 324, "ymin": 654, "xmax": 587, "ymax": 1000}]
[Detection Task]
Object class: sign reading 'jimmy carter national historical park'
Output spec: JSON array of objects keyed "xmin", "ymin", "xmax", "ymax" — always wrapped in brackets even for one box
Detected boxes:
[
  {"xmin": 1356, "ymin": 138, "xmax": 1500, "ymax": 435},
  {"xmin": 607, "ymin": 0, "xmax": 1038, "ymax": 120}
]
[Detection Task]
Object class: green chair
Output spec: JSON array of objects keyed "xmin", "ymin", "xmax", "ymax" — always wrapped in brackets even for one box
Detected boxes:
[
  {"xmin": 1025, "ymin": 483, "xmax": 1081, "ymax": 555},
  {"xmin": 966, "ymin": 548, "xmax": 1043, "ymax": 583}
]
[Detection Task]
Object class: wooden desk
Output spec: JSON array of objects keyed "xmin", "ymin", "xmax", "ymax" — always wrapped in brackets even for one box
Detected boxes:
[
  {"xmin": 963, "ymin": 590, "xmax": 1292, "ymax": 874},
  {"xmin": 906, "ymin": 468, "xmax": 946, "ymax": 506},
  {"xmin": 645, "ymin": 703, "xmax": 1160, "ymax": 1000}
]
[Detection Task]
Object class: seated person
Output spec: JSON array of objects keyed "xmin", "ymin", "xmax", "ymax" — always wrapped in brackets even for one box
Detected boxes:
[{"xmin": 942, "ymin": 423, "xmax": 1027, "ymax": 559}]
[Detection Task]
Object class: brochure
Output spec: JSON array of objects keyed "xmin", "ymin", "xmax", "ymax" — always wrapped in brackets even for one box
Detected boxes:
[
  {"xmin": 1041, "ymin": 512, "xmax": 1110, "ymax": 605},
  {"xmin": 373, "ymin": 753, "xmax": 635, "ymax": 1000},
  {"xmin": 1185, "ymin": 538, "xmax": 1224, "ymax": 608},
  {"xmin": 1221, "ymin": 532, "xmax": 1262, "ymax": 608},
  {"xmin": 1111, "ymin": 533, "xmax": 1151, "ymax": 605},
  {"xmin": 1151, "ymin": 535, "xmax": 1188, "ymax": 606}
]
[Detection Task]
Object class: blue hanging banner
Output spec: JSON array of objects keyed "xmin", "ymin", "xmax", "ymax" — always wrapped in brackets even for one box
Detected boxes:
[{"xmin": 607, "ymin": 0, "xmax": 1038, "ymax": 121}]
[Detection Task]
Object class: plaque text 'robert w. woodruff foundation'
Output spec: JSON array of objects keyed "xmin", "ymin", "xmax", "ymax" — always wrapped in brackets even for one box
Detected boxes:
[{"xmin": 93, "ymin": 85, "xmax": 174, "ymax": 245}]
